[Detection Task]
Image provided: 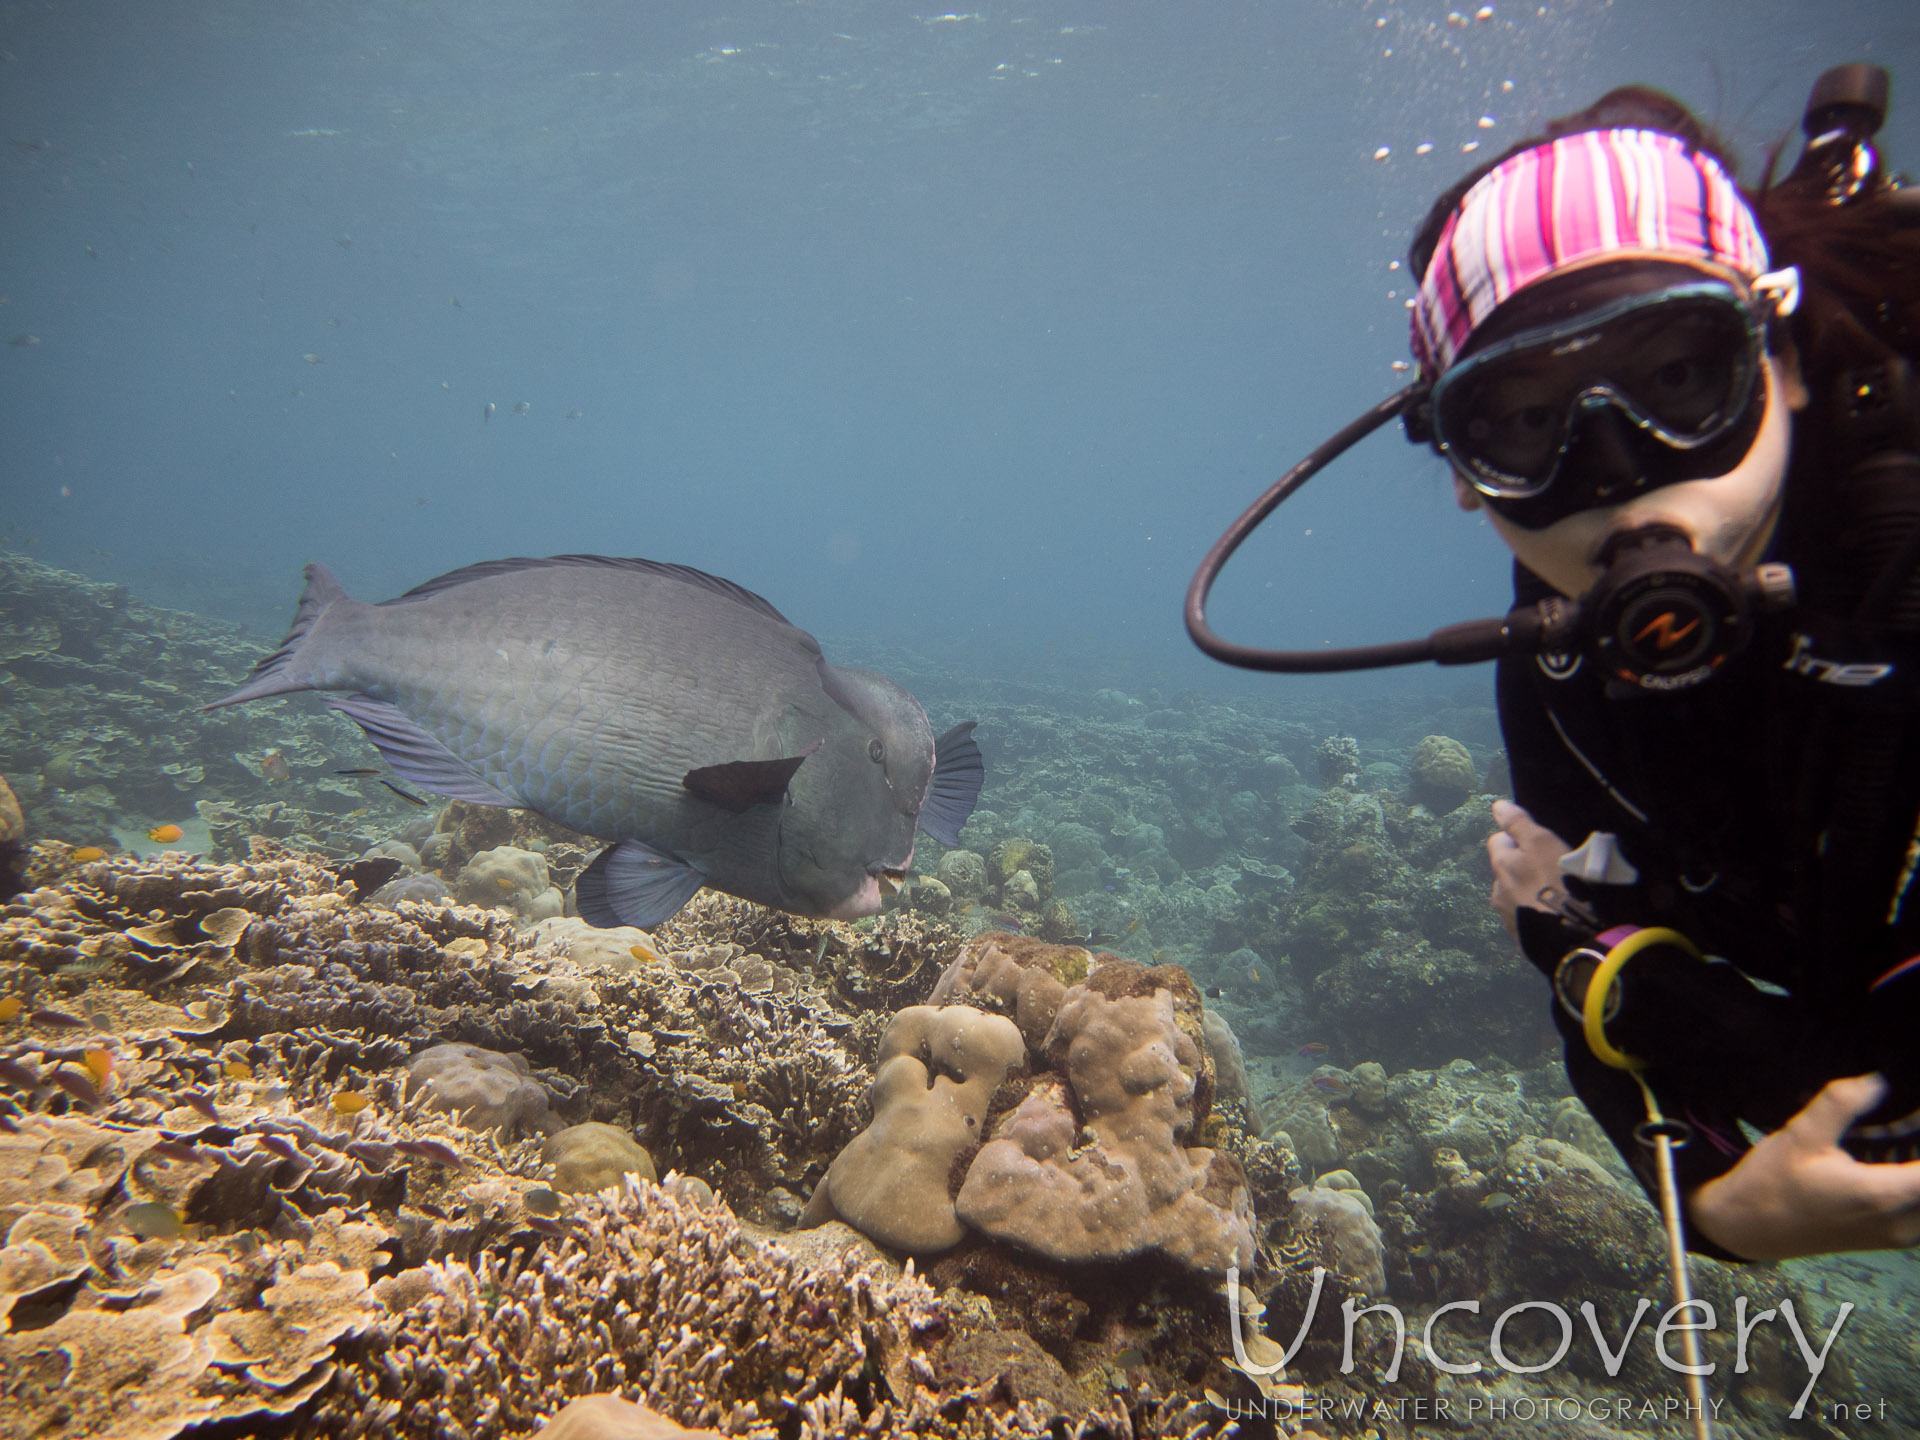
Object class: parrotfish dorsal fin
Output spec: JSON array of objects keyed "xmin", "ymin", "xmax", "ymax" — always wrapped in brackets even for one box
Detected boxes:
[
  {"xmin": 682, "ymin": 743, "xmax": 821, "ymax": 813},
  {"xmin": 382, "ymin": 555, "xmax": 795, "ymax": 627}
]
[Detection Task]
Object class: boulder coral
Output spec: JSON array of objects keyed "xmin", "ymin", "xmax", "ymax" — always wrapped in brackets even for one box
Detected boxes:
[
  {"xmin": 927, "ymin": 930, "xmax": 1091, "ymax": 1048},
  {"xmin": 543, "ymin": 1121, "xmax": 658, "ymax": 1194},
  {"xmin": 956, "ymin": 971, "xmax": 1254, "ymax": 1273},
  {"xmin": 405, "ymin": 1041, "xmax": 556, "ymax": 1137},
  {"xmin": 1408, "ymin": 734, "xmax": 1478, "ymax": 813},
  {"xmin": 800, "ymin": 1004, "xmax": 1027, "ymax": 1252},
  {"xmin": 1284, "ymin": 1180, "xmax": 1387, "ymax": 1295},
  {"xmin": 456, "ymin": 844, "xmax": 564, "ymax": 924},
  {"xmin": 818, "ymin": 940, "xmax": 1255, "ymax": 1276}
]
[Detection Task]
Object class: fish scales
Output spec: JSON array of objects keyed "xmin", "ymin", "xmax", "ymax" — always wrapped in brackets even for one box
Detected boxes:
[
  {"xmin": 302, "ymin": 569, "xmax": 820, "ymax": 856},
  {"xmin": 206, "ymin": 556, "xmax": 985, "ymax": 926}
]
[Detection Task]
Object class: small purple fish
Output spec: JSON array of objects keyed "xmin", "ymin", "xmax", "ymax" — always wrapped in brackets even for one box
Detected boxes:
[
  {"xmin": 0, "ymin": 1056, "xmax": 41, "ymax": 1089},
  {"xmin": 49, "ymin": 1064, "xmax": 99, "ymax": 1105},
  {"xmin": 32, "ymin": 1008, "xmax": 86, "ymax": 1029},
  {"xmin": 1310, "ymin": 1075, "xmax": 1354, "ymax": 1100},
  {"xmin": 397, "ymin": 1138, "xmax": 464, "ymax": 1168}
]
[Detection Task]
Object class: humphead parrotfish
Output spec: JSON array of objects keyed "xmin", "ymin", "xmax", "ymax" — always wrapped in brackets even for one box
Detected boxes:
[{"xmin": 204, "ymin": 555, "xmax": 985, "ymax": 928}]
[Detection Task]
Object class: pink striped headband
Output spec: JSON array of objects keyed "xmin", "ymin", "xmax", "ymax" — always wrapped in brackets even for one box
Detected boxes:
[{"xmin": 1411, "ymin": 128, "xmax": 1771, "ymax": 376}]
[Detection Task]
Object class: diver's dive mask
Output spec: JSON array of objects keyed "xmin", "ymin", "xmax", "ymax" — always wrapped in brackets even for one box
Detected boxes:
[{"xmin": 1426, "ymin": 274, "xmax": 1791, "ymax": 530}]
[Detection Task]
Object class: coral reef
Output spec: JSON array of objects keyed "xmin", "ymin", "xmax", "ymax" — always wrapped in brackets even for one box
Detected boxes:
[
  {"xmin": 1272, "ymin": 782, "xmax": 1538, "ymax": 1067},
  {"xmin": 0, "ymin": 845, "xmax": 1236, "ymax": 1439}
]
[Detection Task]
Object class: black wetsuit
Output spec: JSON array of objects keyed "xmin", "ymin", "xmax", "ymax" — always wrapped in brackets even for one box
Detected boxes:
[{"xmin": 1499, "ymin": 450, "xmax": 1920, "ymax": 1259}]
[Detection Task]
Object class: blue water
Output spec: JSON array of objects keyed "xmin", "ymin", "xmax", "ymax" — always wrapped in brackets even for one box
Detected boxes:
[{"xmin": 5, "ymin": 0, "xmax": 1913, "ymax": 700}]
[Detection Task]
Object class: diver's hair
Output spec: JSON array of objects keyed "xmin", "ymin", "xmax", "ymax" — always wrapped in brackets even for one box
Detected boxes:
[
  {"xmin": 1753, "ymin": 154, "xmax": 1920, "ymax": 383},
  {"xmin": 1408, "ymin": 83, "xmax": 1920, "ymax": 398}
]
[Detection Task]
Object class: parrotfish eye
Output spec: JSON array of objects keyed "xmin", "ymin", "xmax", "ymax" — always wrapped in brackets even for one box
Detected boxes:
[{"xmin": 868, "ymin": 739, "xmax": 886, "ymax": 762}]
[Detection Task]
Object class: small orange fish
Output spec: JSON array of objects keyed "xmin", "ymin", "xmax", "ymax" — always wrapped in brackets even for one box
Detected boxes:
[
  {"xmin": 222, "ymin": 1059, "xmax": 253, "ymax": 1081},
  {"xmin": 1125, "ymin": 918, "xmax": 1142, "ymax": 934},
  {"xmin": 0, "ymin": 997, "xmax": 20, "ymax": 1023},
  {"xmin": 629, "ymin": 944, "xmax": 658, "ymax": 964},
  {"xmin": 260, "ymin": 750, "xmax": 292, "ymax": 783},
  {"xmin": 332, "ymin": 1090, "xmax": 372, "ymax": 1115},
  {"xmin": 1298, "ymin": 1042, "xmax": 1329, "ymax": 1057},
  {"xmin": 147, "ymin": 824, "xmax": 184, "ymax": 843},
  {"xmin": 70, "ymin": 846, "xmax": 107, "ymax": 862},
  {"xmin": 495, "ymin": 876, "xmax": 514, "ymax": 889},
  {"xmin": 83, "ymin": 1048, "xmax": 113, "ymax": 1087},
  {"xmin": 1246, "ymin": 964, "xmax": 1262, "ymax": 983}
]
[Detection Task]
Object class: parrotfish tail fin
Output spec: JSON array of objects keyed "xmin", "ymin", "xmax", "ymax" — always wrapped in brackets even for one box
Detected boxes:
[
  {"xmin": 200, "ymin": 562, "xmax": 350, "ymax": 711},
  {"xmin": 324, "ymin": 694, "xmax": 520, "ymax": 807},
  {"xmin": 576, "ymin": 839, "xmax": 707, "ymax": 928},
  {"xmin": 918, "ymin": 721, "xmax": 984, "ymax": 847}
]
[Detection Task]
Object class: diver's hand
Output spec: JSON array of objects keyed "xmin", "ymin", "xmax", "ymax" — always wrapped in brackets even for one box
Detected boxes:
[
  {"xmin": 1692, "ymin": 1075, "xmax": 1920, "ymax": 1260},
  {"xmin": 1485, "ymin": 799, "xmax": 1571, "ymax": 938}
]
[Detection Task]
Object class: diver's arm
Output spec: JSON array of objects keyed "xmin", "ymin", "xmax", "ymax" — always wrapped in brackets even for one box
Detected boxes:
[{"xmin": 1691, "ymin": 1075, "xmax": 1920, "ymax": 1260}]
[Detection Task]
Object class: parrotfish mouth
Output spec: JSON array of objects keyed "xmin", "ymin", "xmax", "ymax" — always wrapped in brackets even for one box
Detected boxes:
[{"xmin": 828, "ymin": 864, "xmax": 912, "ymax": 920}]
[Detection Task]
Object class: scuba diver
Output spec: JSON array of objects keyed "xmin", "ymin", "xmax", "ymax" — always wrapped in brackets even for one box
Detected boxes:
[{"xmin": 1188, "ymin": 66, "xmax": 1920, "ymax": 1267}]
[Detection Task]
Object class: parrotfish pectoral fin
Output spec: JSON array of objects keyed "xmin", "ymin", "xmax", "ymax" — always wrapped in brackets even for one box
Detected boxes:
[
  {"xmin": 576, "ymin": 839, "xmax": 707, "ymax": 928},
  {"xmin": 918, "ymin": 721, "xmax": 985, "ymax": 847},
  {"xmin": 200, "ymin": 561, "xmax": 349, "ymax": 710},
  {"xmin": 324, "ymin": 694, "xmax": 519, "ymax": 807},
  {"xmin": 681, "ymin": 741, "xmax": 823, "ymax": 813}
]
